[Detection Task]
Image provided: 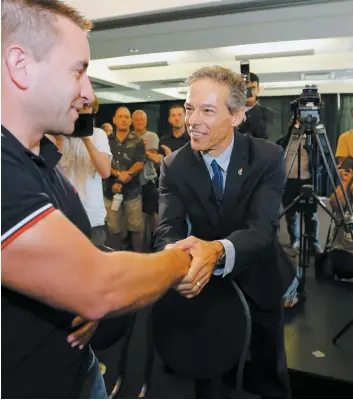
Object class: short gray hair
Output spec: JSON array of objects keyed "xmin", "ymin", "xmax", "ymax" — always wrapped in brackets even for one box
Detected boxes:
[{"xmin": 186, "ymin": 65, "xmax": 247, "ymax": 113}]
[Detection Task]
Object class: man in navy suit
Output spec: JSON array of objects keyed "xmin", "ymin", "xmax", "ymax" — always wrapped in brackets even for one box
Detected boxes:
[{"xmin": 154, "ymin": 66, "xmax": 291, "ymax": 398}]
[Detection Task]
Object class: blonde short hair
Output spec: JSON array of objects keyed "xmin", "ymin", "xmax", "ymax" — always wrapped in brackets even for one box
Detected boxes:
[
  {"xmin": 2, "ymin": 0, "xmax": 92, "ymax": 61},
  {"xmin": 186, "ymin": 66, "xmax": 247, "ymax": 113},
  {"xmin": 91, "ymin": 95, "xmax": 99, "ymax": 114}
]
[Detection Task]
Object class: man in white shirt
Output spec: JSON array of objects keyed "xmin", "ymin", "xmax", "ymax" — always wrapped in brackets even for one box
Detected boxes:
[{"xmin": 56, "ymin": 96, "xmax": 112, "ymax": 247}]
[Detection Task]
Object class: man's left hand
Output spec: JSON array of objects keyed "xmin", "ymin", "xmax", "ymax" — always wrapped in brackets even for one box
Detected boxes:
[
  {"xmin": 171, "ymin": 236, "xmax": 224, "ymax": 298},
  {"xmin": 67, "ymin": 316, "xmax": 98, "ymax": 350}
]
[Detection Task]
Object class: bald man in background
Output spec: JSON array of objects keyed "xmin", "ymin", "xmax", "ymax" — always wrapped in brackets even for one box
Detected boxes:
[
  {"xmin": 104, "ymin": 106, "xmax": 146, "ymax": 252},
  {"xmin": 132, "ymin": 110, "xmax": 160, "ymax": 240}
]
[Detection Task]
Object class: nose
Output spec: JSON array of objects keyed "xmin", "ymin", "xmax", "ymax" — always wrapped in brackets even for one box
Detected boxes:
[
  {"xmin": 187, "ymin": 108, "xmax": 201, "ymax": 126},
  {"xmin": 81, "ymin": 74, "xmax": 95, "ymax": 106}
]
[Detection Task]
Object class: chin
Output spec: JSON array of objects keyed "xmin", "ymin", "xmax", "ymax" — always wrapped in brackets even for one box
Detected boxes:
[{"xmin": 190, "ymin": 140, "xmax": 209, "ymax": 152}]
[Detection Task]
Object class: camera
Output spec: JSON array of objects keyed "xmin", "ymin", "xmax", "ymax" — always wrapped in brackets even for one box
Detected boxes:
[
  {"xmin": 291, "ymin": 85, "xmax": 322, "ymax": 123},
  {"xmin": 71, "ymin": 113, "xmax": 95, "ymax": 138},
  {"xmin": 340, "ymin": 156, "xmax": 353, "ymax": 172},
  {"xmin": 240, "ymin": 61, "xmax": 253, "ymax": 98}
]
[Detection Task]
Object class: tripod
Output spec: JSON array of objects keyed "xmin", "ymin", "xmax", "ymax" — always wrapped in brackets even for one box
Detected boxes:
[{"xmin": 280, "ymin": 116, "xmax": 353, "ymax": 298}]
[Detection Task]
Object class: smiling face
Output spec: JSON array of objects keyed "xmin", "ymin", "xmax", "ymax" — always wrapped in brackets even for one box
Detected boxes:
[
  {"xmin": 185, "ymin": 78, "xmax": 244, "ymax": 156},
  {"xmin": 113, "ymin": 107, "xmax": 131, "ymax": 132},
  {"xmin": 28, "ymin": 17, "xmax": 94, "ymax": 135}
]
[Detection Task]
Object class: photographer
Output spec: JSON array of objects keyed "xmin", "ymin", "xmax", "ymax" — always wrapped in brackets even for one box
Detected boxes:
[
  {"xmin": 278, "ymin": 118, "xmax": 322, "ymax": 254},
  {"xmin": 56, "ymin": 96, "xmax": 111, "ymax": 247},
  {"xmin": 336, "ymin": 107, "xmax": 353, "ymax": 163},
  {"xmin": 237, "ymin": 72, "xmax": 272, "ymax": 140}
]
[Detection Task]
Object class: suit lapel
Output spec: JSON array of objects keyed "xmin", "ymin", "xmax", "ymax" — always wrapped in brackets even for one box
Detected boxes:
[
  {"xmin": 189, "ymin": 149, "xmax": 220, "ymax": 229},
  {"xmin": 221, "ymin": 132, "xmax": 250, "ymax": 219}
]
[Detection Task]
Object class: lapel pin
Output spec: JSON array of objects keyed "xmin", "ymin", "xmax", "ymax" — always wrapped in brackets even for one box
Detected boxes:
[{"xmin": 238, "ymin": 168, "xmax": 243, "ymax": 176}]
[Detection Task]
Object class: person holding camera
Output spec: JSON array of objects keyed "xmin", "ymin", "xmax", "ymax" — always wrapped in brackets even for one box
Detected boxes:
[
  {"xmin": 278, "ymin": 118, "xmax": 322, "ymax": 254},
  {"xmin": 237, "ymin": 72, "xmax": 273, "ymax": 140},
  {"xmin": 56, "ymin": 96, "xmax": 111, "ymax": 247}
]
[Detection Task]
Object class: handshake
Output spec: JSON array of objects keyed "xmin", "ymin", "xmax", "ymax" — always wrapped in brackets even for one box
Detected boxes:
[{"xmin": 165, "ymin": 236, "xmax": 225, "ymax": 299}]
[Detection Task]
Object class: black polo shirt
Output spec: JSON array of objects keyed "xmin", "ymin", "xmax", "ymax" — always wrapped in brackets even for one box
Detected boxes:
[
  {"xmin": 159, "ymin": 130, "xmax": 190, "ymax": 153},
  {"xmin": 1, "ymin": 126, "xmax": 92, "ymax": 398}
]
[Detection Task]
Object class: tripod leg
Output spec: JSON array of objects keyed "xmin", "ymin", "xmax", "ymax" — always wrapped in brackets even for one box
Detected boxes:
[{"xmin": 332, "ymin": 319, "xmax": 353, "ymax": 346}]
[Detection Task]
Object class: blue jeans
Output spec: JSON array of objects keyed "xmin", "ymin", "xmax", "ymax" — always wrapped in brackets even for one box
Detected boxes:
[
  {"xmin": 285, "ymin": 210, "xmax": 320, "ymax": 246},
  {"xmin": 88, "ymin": 348, "xmax": 108, "ymax": 399},
  {"xmin": 283, "ymin": 179, "xmax": 320, "ymax": 247}
]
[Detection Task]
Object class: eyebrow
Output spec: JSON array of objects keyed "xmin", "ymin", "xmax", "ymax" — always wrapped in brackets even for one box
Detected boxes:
[{"xmin": 73, "ymin": 60, "xmax": 89, "ymax": 70}]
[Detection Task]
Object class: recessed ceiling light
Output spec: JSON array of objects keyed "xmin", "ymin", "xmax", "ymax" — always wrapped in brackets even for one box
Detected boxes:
[
  {"xmin": 129, "ymin": 48, "xmax": 139, "ymax": 53},
  {"xmin": 147, "ymin": 95, "xmax": 151, "ymax": 98}
]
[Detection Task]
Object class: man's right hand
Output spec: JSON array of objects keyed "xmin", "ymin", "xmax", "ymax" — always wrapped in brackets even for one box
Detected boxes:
[
  {"xmin": 166, "ymin": 248, "xmax": 192, "ymax": 283},
  {"xmin": 112, "ymin": 183, "xmax": 122, "ymax": 193}
]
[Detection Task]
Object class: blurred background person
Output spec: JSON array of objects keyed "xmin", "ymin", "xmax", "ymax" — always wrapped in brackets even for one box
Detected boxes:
[
  {"xmin": 104, "ymin": 106, "xmax": 146, "ymax": 252},
  {"xmin": 237, "ymin": 72, "xmax": 274, "ymax": 140},
  {"xmin": 101, "ymin": 122, "xmax": 113, "ymax": 137},
  {"xmin": 56, "ymin": 96, "xmax": 111, "ymax": 247},
  {"xmin": 132, "ymin": 110, "xmax": 160, "ymax": 247},
  {"xmin": 336, "ymin": 107, "xmax": 353, "ymax": 164},
  {"xmin": 159, "ymin": 104, "xmax": 189, "ymax": 156}
]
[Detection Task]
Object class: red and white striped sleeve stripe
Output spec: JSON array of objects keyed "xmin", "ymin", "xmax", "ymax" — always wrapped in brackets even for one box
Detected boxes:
[{"xmin": 1, "ymin": 204, "xmax": 56, "ymax": 249}]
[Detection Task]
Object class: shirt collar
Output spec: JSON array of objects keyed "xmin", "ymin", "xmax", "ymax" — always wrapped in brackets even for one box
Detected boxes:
[
  {"xmin": 1, "ymin": 125, "xmax": 62, "ymax": 168},
  {"xmin": 201, "ymin": 135, "xmax": 234, "ymax": 172}
]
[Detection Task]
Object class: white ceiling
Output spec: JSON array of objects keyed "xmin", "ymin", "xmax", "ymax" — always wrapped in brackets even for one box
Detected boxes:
[{"xmin": 68, "ymin": 0, "xmax": 353, "ymax": 103}]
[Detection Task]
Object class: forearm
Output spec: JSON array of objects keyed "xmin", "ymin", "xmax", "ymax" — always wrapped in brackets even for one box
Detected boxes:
[
  {"xmin": 83, "ymin": 139, "xmax": 110, "ymax": 178},
  {"xmin": 127, "ymin": 162, "xmax": 145, "ymax": 177},
  {"xmin": 330, "ymin": 183, "xmax": 349, "ymax": 209},
  {"xmin": 99, "ymin": 249, "xmax": 190, "ymax": 318},
  {"xmin": 2, "ymin": 210, "xmax": 190, "ymax": 321},
  {"xmin": 226, "ymin": 224, "xmax": 277, "ymax": 277}
]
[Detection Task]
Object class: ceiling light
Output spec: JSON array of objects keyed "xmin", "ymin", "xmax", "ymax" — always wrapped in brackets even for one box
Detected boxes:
[
  {"xmin": 129, "ymin": 48, "xmax": 139, "ymax": 53},
  {"xmin": 222, "ymin": 39, "xmax": 326, "ymax": 56},
  {"xmin": 235, "ymin": 50, "xmax": 314, "ymax": 60},
  {"xmin": 95, "ymin": 91, "xmax": 144, "ymax": 103}
]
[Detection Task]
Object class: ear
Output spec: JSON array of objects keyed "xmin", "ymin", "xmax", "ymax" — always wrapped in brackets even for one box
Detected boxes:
[
  {"xmin": 4, "ymin": 46, "xmax": 33, "ymax": 90},
  {"xmin": 231, "ymin": 108, "xmax": 245, "ymax": 127}
]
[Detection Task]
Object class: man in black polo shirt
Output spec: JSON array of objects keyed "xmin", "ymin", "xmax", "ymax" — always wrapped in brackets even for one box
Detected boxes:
[
  {"xmin": 1, "ymin": 1, "xmax": 191, "ymax": 398},
  {"xmin": 159, "ymin": 104, "xmax": 190, "ymax": 155}
]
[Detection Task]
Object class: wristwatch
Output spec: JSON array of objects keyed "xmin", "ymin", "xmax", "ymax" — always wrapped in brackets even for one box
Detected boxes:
[{"xmin": 215, "ymin": 246, "xmax": 226, "ymax": 266}]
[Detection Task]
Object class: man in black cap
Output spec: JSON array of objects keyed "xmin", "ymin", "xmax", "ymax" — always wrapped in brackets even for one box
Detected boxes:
[{"xmin": 153, "ymin": 66, "xmax": 291, "ymax": 398}]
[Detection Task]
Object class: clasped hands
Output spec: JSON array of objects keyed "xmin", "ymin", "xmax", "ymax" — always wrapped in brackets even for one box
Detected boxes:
[
  {"xmin": 111, "ymin": 169, "xmax": 132, "ymax": 184},
  {"xmin": 166, "ymin": 236, "xmax": 224, "ymax": 299}
]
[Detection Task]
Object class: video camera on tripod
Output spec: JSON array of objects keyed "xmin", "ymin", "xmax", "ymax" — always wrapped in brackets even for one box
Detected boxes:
[
  {"xmin": 280, "ymin": 85, "xmax": 353, "ymax": 297},
  {"xmin": 290, "ymin": 85, "xmax": 322, "ymax": 123}
]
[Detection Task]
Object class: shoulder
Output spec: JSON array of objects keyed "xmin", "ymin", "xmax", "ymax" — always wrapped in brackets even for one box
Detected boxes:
[
  {"xmin": 93, "ymin": 127, "xmax": 107, "ymax": 139},
  {"xmin": 127, "ymin": 132, "xmax": 143, "ymax": 143},
  {"xmin": 243, "ymin": 134, "xmax": 284, "ymax": 169},
  {"xmin": 340, "ymin": 130, "xmax": 353, "ymax": 140},
  {"xmin": 163, "ymin": 142, "xmax": 192, "ymax": 169},
  {"xmin": 146, "ymin": 130, "xmax": 159, "ymax": 139}
]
